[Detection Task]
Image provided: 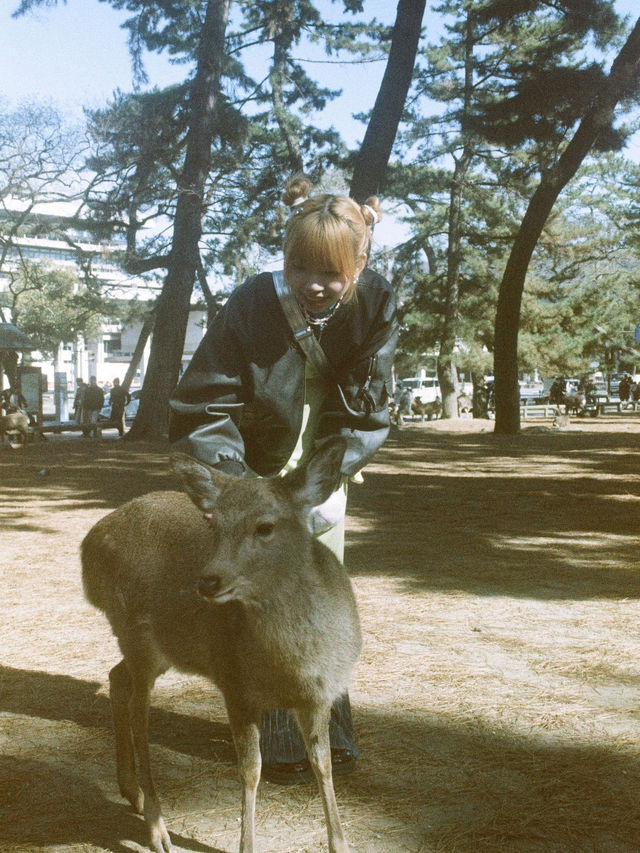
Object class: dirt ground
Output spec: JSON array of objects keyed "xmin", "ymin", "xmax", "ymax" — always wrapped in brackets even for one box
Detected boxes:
[{"xmin": 1, "ymin": 413, "xmax": 640, "ymax": 853}]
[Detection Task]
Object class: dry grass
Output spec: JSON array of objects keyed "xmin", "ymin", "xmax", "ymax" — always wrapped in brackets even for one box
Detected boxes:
[{"xmin": 1, "ymin": 416, "xmax": 639, "ymax": 852}]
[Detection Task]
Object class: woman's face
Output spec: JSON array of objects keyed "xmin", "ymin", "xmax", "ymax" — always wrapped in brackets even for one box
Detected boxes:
[
  {"xmin": 286, "ymin": 262, "xmax": 350, "ymax": 315},
  {"xmin": 286, "ymin": 255, "xmax": 366, "ymax": 316}
]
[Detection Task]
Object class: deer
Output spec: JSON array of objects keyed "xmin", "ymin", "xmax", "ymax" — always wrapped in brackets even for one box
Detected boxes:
[
  {"xmin": 0, "ymin": 407, "xmax": 30, "ymax": 446},
  {"xmin": 457, "ymin": 393, "xmax": 473, "ymax": 417},
  {"xmin": 80, "ymin": 435, "xmax": 361, "ymax": 853},
  {"xmin": 411, "ymin": 396, "xmax": 442, "ymax": 421}
]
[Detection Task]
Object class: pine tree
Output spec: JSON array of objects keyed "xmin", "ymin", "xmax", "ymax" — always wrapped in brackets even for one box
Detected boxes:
[
  {"xmin": 493, "ymin": 11, "xmax": 640, "ymax": 432},
  {"xmin": 389, "ymin": 0, "xmax": 635, "ymax": 423}
]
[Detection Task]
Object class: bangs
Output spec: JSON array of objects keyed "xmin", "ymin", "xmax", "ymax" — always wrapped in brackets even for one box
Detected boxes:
[{"xmin": 285, "ymin": 214, "xmax": 358, "ymax": 281}]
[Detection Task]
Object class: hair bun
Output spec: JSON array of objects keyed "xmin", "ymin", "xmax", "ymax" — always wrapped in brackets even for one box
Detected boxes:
[
  {"xmin": 282, "ymin": 174, "xmax": 314, "ymax": 208},
  {"xmin": 361, "ymin": 196, "xmax": 382, "ymax": 226}
]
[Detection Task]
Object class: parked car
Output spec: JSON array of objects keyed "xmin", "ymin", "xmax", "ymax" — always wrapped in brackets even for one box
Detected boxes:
[
  {"xmin": 99, "ymin": 388, "xmax": 141, "ymax": 423},
  {"xmin": 519, "ymin": 379, "xmax": 548, "ymax": 404},
  {"xmin": 394, "ymin": 376, "xmax": 441, "ymax": 405}
]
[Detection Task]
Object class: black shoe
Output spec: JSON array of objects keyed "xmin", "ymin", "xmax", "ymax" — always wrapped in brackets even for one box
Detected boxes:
[
  {"xmin": 330, "ymin": 748, "xmax": 357, "ymax": 776},
  {"xmin": 262, "ymin": 749, "xmax": 357, "ymax": 785},
  {"xmin": 261, "ymin": 759, "xmax": 314, "ymax": 785}
]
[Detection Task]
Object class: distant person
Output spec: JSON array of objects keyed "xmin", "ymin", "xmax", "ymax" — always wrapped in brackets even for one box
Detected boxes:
[
  {"xmin": 485, "ymin": 379, "xmax": 495, "ymax": 412},
  {"xmin": 108, "ymin": 377, "xmax": 130, "ymax": 437},
  {"xmin": 549, "ymin": 377, "xmax": 565, "ymax": 406},
  {"xmin": 394, "ymin": 386, "xmax": 412, "ymax": 425},
  {"xmin": 618, "ymin": 373, "xmax": 632, "ymax": 405},
  {"xmin": 474, "ymin": 379, "xmax": 489, "ymax": 419},
  {"xmin": 82, "ymin": 376, "xmax": 104, "ymax": 439},
  {"xmin": 0, "ymin": 386, "xmax": 27, "ymax": 411},
  {"xmin": 581, "ymin": 375, "xmax": 598, "ymax": 406},
  {"xmin": 73, "ymin": 378, "xmax": 86, "ymax": 425},
  {"xmin": 1, "ymin": 387, "xmax": 16, "ymax": 412}
]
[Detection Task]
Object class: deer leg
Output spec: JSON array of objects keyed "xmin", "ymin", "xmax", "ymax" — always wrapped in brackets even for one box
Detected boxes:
[
  {"xmin": 296, "ymin": 704, "xmax": 350, "ymax": 853},
  {"xmin": 227, "ymin": 711, "xmax": 261, "ymax": 853},
  {"xmin": 126, "ymin": 660, "xmax": 172, "ymax": 853},
  {"xmin": 109, "ymin": 659, "xmax": 144, "ymax": 813}
]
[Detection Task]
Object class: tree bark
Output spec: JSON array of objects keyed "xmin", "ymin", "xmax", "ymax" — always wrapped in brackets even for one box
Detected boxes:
[
  {"xmin": 127, "ymin": 0, "xmax": 231, "ymax": 440},
  {"xmin": 438, "ymin": 12, "xmax": 474, "ymax": 419},
  {"xmin": 494, "ymin": 16, "xmax": 640, "ymax": 434},
  {"xmin": 438, "ymin": 155, "xmax": 465, "ymax": 418},
  {"xmin": 270, "ymin": 15, "xmax": 304, "ymax": 174},
  {"xmin": 350, "ymin": 0, "xmax": 426, "ymax": 202},
  {"xmin": 120, "ymin": 307, "xmax": 155, "ymax": 396}
]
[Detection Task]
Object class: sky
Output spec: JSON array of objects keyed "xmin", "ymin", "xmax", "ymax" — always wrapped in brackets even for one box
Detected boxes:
[
  {"xmin": 0, "ymin": 0, "xmax": 396, "ymax": 139},
  {"xmin": 1, "ymin": 0, "xmax": 640, "ymax": 249},
  {"xmin": 2, "ymin": 1, "xmax": 638, "ymax": 119},
  {"xmin": 0, "ymin": 0, "xmax": 404, "ymax": 243}
]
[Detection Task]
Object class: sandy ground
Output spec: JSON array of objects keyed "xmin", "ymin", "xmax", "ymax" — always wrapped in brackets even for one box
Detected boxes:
[{"xmin": 1, "ymin": 413, "xmax": 640, "ymax": 852}]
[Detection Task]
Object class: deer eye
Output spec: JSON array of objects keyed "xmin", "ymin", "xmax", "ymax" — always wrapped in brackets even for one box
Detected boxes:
[{"xmin": 255, "ymin": 520, "xmax": 275, "ymax": 539}]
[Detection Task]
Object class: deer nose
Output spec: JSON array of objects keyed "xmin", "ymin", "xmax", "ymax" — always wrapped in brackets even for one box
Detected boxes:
[{"xmin": 198, "ymin": 574, "xmax": 221, "ymax": 598}]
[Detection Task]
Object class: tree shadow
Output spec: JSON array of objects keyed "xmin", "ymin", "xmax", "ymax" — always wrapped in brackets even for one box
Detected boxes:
[
  {"xmin": 0, "ymin": 664, "xmax": 239, "ymax": 852},
  {"xmin": 0, "ymin": 665, "xmax": 236, "ymax": 765},
  {"xmin": 2, "ymin": 665, "xmax": 638, "ymax": 852},
  {"xmin": 349, "ymin": 704, "xmax": 640, "ymax": 851},
  {"xmin": 0, "ymin": 438, "xmax": 177, "ymax": 523},
  {"xmin": 0, "ymin": 755, "xmax": 225, "ymax": 853},
  {"xmin": 347, "ymin": 427, "xmax": 640, "ymax": 599}
]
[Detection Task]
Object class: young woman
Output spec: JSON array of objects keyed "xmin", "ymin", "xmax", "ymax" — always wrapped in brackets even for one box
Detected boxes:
[{"xmin": 169, "ymin": 174, "xmax": 398, "ymax": 783}]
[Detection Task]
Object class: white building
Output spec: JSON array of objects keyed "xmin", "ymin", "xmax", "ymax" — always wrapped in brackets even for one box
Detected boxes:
[{"xmin": 0, "ymin": 199, "xmax": 209, "ymax": 398}]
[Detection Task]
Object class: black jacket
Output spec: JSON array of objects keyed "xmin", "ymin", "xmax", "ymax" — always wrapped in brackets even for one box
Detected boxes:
[
  {"xmin": 83, "ymin": 384, "xmax": 105, "ymax": 411},
  {"xmin": 169, "ymin": 268, "xmax": 398, "ymax": 478}
]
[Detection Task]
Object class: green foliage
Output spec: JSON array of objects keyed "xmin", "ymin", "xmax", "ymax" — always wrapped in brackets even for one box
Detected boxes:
[
  {"xmin": 9, "ymin": 1, "xmax": 389, "ymax": 287},
  {"xmin": 12, "ymin": 263, "xmax": 119, "ymax": 359},
  {"xmin": 519, "ymin": 153, "xmax": 640, "ymax": 376},
  {"xmin": 74, "ymin": 0, "xmax": 386, "ymax": 285},
  {"xmin": 83, "ymin": 85, "xmax": 192, "ymax": 267},
  {"xmin": 384, "ymin": 0, "xmax": 637, "ymax": 388}
]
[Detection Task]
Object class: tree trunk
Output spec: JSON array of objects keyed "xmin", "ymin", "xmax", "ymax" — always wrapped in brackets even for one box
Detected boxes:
[
  {"xmin": 270, "ymin": 17, "xmax": 304, "ymax": 174},
  {"xmin": 121, "ymin": 307, "xmax": 155, "ymax": 395},
  {"xmin": 438, "ymin": 167, "xmax": 463, "ymax": 417},
  {"xmin": 438, "ymin": 13, "xmax": 474, "ymax": 419},
  {"xmin": 350, "ymin": 0, "xmax": 426, "ymax": 202},
  {"xmin": 494, "ymin": 16, "xmax": 640, "ymax": 435},
  {"xmin": 127, "ymin": 0, "xmax": 231, "ymax": 440}
]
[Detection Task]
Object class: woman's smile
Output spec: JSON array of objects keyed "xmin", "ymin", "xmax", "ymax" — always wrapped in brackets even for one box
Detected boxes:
[
  {"xmin": 303, "ymin": 293, "xmax": 336, "ymax": 312},
  {"xmin": 286, "ymin": 264, "xmax": 348, "ymax": 315}
]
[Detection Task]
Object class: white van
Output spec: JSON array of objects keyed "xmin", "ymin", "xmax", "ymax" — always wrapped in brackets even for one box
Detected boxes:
[{"xmin": 395, "ymin": 376, "xmax": 441, "ymax": 405}]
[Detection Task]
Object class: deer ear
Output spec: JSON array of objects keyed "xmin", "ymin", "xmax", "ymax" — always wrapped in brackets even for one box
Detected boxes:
[
  {"xmin": 171, "ymin": 452, "xmax": 228, "ymax": 513},
  {"xmin": 284, "ymin": 436, "xmax": 347, "ymax": 509}
]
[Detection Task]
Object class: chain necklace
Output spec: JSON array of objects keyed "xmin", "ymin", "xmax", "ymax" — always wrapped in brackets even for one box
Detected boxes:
[{"xmin": 300, "ymin": 294, "xmax": 344, "ymax": 326}]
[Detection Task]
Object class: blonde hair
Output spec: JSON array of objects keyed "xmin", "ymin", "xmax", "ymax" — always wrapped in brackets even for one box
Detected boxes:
[{"xmin": 282, "ymin": 175, "xmax": 382, "ymax": 302}]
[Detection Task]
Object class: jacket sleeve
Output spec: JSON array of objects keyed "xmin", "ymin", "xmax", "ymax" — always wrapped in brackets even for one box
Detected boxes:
[
  {"xmin": 323, "ymin": 277, "xmax": 399, "ymax": 477},
  {"xmin": 168, "ymin": 306, "xmax": 248, "ymax": 476}
]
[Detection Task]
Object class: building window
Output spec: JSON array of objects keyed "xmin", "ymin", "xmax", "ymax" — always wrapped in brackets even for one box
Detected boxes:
[{"xmin": 103, "ymin": 334, "xmax": 122, "ymax": 354}]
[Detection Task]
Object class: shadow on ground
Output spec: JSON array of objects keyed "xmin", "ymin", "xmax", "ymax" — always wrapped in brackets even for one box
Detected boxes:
[
  {"xmin": 1, "ymin": 664, "xmax": 639, "ymax": 852},
  {"xmin": 347, "ymin": 426, "xmax": 640, "ymax": 599}
]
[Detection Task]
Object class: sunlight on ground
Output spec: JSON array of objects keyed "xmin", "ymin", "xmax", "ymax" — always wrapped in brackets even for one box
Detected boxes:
[{"xmin": 2, "ymin": 422, "xmax": 640, "ymax": 851}]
